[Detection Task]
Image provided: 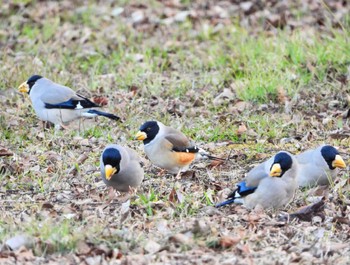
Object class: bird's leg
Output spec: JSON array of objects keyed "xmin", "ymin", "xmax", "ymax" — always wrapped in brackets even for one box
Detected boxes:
[
  {"xmin": 78, "ymin": 119, "xmax": 81, "ymax": 136},
  {"xmin": 116, "ymin": 191, "xmax": 131, "ymax": 203},
  {"xmin": 60, "ymin": 123, "xmax": 70, "ymax": 130},
  {"xmin": 175, "ymin": 170, "xmax": 182, "ymax": 180},
  {"xmin": 128, "ymin": 186, "xmax": 138, "ymax": 196},
  {"xmin": 157, "ymin": 168, "xmax": 166, "ymax": 176},
  {"xmin": 106, "ymin": 186, "xmax": 119, "ymax": 203},
  {"xmin": 42, "ymin": 121, "xmax": 46, "ymax": 132}
]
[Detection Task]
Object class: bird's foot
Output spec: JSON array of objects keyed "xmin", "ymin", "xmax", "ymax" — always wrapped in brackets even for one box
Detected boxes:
[
  {"xmin": 175, "ymin": 171, "xmax": 182, "ymax": 180},
  {"xmin": 128, "ymin": 186, "xmax": 138, "ymax": 196},
  {"xmin": 116, "ymin": 193, "xmax": 131, "ymax": 203},
  {"xmin": 106, "ymin": 187, "xmax": 119, "ymax": 203},
  {"xmin": 157, "ymin": 169, "xmax": 166, "ymax": 176}
]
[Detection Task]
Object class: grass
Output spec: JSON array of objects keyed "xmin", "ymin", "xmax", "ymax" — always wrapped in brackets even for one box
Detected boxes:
[
  {"xmin": 0, "ymin": 1, "xmax": 350, "ymax": 263},
  {"xmin": 3, "ymin": 3, "xmax": 349, "ymax": 103}
]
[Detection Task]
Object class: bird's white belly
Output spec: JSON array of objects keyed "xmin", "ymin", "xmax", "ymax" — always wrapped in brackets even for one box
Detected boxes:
[
  {"xmin": 144, "ymin": 144, "xmax": 183, "ymax": 173},
  {"xmin": 297, "ymin": 165, "xmax": 334, "ymax": 187},
  {"xmin": 36, "ymin": 107, "xmax": 84, "ymax": 125}
]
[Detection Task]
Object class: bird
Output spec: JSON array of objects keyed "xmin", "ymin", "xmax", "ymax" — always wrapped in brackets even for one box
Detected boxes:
[
  {"xmin": 135, "ymin": 120, "xmax": 224, "ymax": 177},
  {"xmin": 216, "ymin": 151, "xmax": 298, "ymax": 209},
  {"xmin": 296, "ymin": 145, "xmax": 346, "ymax": 187},
  {"xmin": 18, "ymin": 75, "xmax": 120, "ymax": 130},
  {"xmin": 100, "ymin": 144, "xmax": 144, "ymax": 192}
]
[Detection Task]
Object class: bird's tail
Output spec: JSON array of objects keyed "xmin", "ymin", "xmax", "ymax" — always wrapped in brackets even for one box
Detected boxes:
[
  {"xmin": 215, "ymin": 198, "xmax": 237, "ymax": 207},
  {"xmin": 215, "ymin": 181, "xmax": 256, "ymax": 208},
  {"xmin": 86, "ymin": 109, "xmax": 121, "ymax": 121},
  {"xmin": 215, "ymin": 188, "xmax": 242, "ymax": 207},
  {"xmin": 197, "ymin": 148, "xmax": 227, "ymax": 161}
]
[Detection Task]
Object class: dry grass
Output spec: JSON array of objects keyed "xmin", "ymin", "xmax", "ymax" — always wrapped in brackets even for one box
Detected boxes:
[{"xmin": 0, "ymin": 0, "xmax": 350, "ymax": 264}]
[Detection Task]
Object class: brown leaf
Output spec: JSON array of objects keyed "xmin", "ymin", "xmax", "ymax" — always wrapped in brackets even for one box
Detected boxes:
[
  {"xmin": 237, "ymin": 123, "xmax": 247, "ymax": 135},
  {"xmin": 219, "ymin": 236, "xmax": 240, "ymax": 248},
  {"xmin": 192, "ymin": 219, "xmax": 210, "ymax": 236},
  {"xmin": 0, "ymin": 148, "xmax": 13, "ymax": 157},
  {"xmin": 289, "ymin": 198, "xmax": 325, "ymax": 221},
  {"xmin": 233, "ymin": 101, "xmax": 250, "ymax": 112},
  {"xmin": 168, "ymin": 187, "xmax": 185, "ymax": 203},
  {"xmin": 213, "ymin": 88, "xmax": 235, "ymax": 106},
  {"xmin": 92, "ymin": 96, "xmax": 109, "ymax": 106},
  {"xmin": 67, "ymin": 153, "xmax": 89, "ymax": 175},
  {"xmin": 309, "ymin": 185, "xmax": 329, "ymax": 197},
  {"xmin": 144, "ymin": 240, "xmax": 161, "ymax": 254},
  {"xmin": 15, "ymin": 247, "xmax": 35, "ymax": 262},
  {"xmin": 169, "ymin": 233, "xmax": 193, "ymax": 245},
  {"xmin": 46, "ymin": 165, "xmax": 55, "ymax": 173},
  {"xmin": 332, "ymin": 216, "xmax": 350, "ymax": 225},
  {"xmin": 277, "ymin": 86, "xmax": 287, "ymax": 104},
  {"xmin": 169, "ymin": 187, "xmax": 176, "ymax": 203},
  {"xmin": 209, "ymin": 159, "xmax": 224, "ymax": 167},
  {"xmin": 41, "ymin": 202, "xmax": 54, "ymax": 209},
  {"xmin": 306, "ymin": 61, "xmax": 316, "ymax": 74},
  {"xmin": 129, "ymin": 85, "xmax": 139, "ymax": 97},
  {"xmin": 76, "ymin": 241, "xmax": 92, "ymax": 255}
]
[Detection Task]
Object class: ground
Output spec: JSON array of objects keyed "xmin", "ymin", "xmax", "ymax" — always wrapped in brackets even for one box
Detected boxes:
[{"xmin": 0, "ymin": 0, "xmax": 350, "ymax": 264}]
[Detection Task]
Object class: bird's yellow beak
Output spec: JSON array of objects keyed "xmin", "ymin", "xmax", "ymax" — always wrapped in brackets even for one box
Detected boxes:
[
  {"xmin": 332, "ymin": 155, "xmax": 346, "ymax": 168},
  {"xmin": 270, "ymin": 163, "xmax": 282, "ymax": 177},
  {"xmin": 105, "ymin": 164, "xmax": 117, "ymax": 180},
  {"xmin": 18, "ymin": 82, "xmax": 29, "ymax": 93},
  {"xmin": 135, "ymin": 131, "xmax": 147, "ymax": 141}
]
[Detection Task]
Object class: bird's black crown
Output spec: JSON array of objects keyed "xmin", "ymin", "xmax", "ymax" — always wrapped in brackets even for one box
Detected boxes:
[
  {"xmin": 271, "ymin": 152, "xmax": 293, "ymax": 177},
  {"xmin": 102, "ymin": 148, "xmax": 121, "ymax": 173},
  {"xmin": 321, "ymin": 145, "xmax": 339, "ymax": 170},
  {"xmin": 27, "ymin": 75, "xmax": 43, "ymax": 89},
  {"xmin": 139, "ymin": 121, "xmax": 159, "ymax": 144}
]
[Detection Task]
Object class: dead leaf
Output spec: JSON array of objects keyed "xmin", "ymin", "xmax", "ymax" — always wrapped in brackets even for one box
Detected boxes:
[
  {"xmin": 287, "ymin": 198, "xmax": 325, "ymax": 222},
  {"xmin": 169, "ymin": 188, "xmax": 184, "ymax": 203},
  {"xmin": 120, "ymin": 199, "xmax": 130, "ymax": 224},
  {"xmin": 67, "ymin": 153, "xmax": 89, "ymax": 175},
  {"xmin": 0, "ymin": 147, "xmax": 13, "ymax": 157},
  {"xmin": 306, "ymin": 61, "xmax": 316, "ymax": 74},
  {"xmin": 237, "ymin": 123, "xmax": 247, "ymax": 135},
  {"xmin": 233, "ymin": 101, "xmax": 250, "ymax": 112},
  {"xmin": 169, "ymin": 233, "xmax": 193, "ymax": 245},
  {"xmin": 15, "ymin": 247, "xmax": 35, "ymax": 262},
  {"xmin": 92, "ymin": 96, "xmax": 109, "ymax": 106},
  {"xmin": 219, "ymin": 235, "xmax": 241, "ymax": 248},
  {"xmin": 192, "ymin": 219, "xmax": 210, "ymax": 236},
  {"xmin": 277, "ymin": 86, "xmax": 287, "ymax": 104},
  {"xmin": 169, "ymin": 187, "xmax": 176, "ymax": 203},
  {"xmin": 213, "ymin": 88, "xmax": 235, "ymax": 106},
  {"xmin": 41, "ymin": 202, "xmax": 54, "ymax": 209},
  {"xmin": 308, "ymin": 185, "xmax": 329, "ymax": 197},
  {"xmin": 209, "ymin": 159, "xmax": 224, "ymax": 167},
  {"xmin": 76, "ymin": 241, "xmax": 92, "ymax": 255},
  {"xmin": 332, "ymin": 216, "xmax": 350, "ymax": 225},
  {"xmin": 144, "ymin": 240, "xmax": 161, "ymax": 254}
]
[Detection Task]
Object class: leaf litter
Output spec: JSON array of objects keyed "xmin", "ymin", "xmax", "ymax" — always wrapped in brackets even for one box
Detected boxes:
[{"xmin": 0, "ymin": 0, "xmax": 350, "ymax": 264}]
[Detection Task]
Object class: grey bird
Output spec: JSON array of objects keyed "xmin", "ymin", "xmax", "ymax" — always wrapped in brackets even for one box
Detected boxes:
[
  {"xmin": 135, "ymin": 120, "xmax": 224, "ymax": 176},
  {"xmin": 296, "ymin": 145, "xmax": 346, "ymax": 187},
  {"xmin": 18, "ymin": 75, "xmax": 120, "ymax": 129},
  {"xmin": 100, "ymin": 144, "xmax": 144, "ymax": 192},
  {"xmin": 216, "ymin": 151, "xmax": 298, "ymax": 209}
]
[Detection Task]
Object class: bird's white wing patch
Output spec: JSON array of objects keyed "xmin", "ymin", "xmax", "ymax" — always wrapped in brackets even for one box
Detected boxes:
[{"xmin": 76, "ymin": 102, "xmax": 83, "ymax": 109}]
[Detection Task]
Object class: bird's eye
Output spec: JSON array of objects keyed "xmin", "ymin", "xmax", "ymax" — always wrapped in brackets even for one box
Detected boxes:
[{"xmin": 147, "ymin": 127, "xmax": 151, "ymax": 131}]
